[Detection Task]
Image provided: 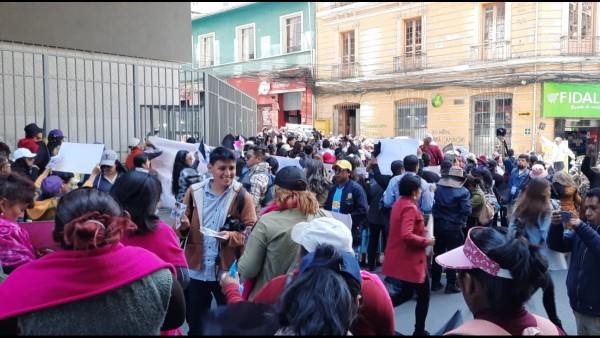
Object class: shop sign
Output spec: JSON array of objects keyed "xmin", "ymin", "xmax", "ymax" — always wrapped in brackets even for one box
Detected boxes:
[
  {"xmin": 543, "ymin": 82, "xmax": 600, "ymax": 118},
  {"xmin": 431, "ymin": 93, "xmax": 443, "ymax": 108}
]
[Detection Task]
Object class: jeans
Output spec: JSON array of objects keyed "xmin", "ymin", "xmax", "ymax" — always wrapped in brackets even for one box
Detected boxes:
[
  {"xmin": 367, "ymin": 222, "xmax": 385, "ymax": 269},
  {"xmin": 184, "ymin": 279, "xmax": 226, "ymax": 335},
  {"xmin": 431, "ymin": 226, "xmax": 464, "ymax": 286}
]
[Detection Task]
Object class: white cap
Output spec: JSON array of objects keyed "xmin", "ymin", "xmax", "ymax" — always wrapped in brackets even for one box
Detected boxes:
[
  {"xmin": 292, "ymin": 217, "xmax": 353, "ymax": 253},
  {"xmin": 128, "ymin": 137, "xmax": 141, "ymax": 148},
  {"xmin": 424, "ymin": 133, "xmax": 433, "ymax": 139},
  {"xmin": 14, "ymin": 148, "xmax": 36, "ymax": 160},
  {"xmin": 281, "ymin": 144, "xmax": 292, "ymax": 152}
]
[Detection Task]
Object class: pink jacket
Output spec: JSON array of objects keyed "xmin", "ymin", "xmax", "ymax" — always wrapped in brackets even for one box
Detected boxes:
[{"xmin": 0, "ymin": 217, "xmax": 36, "ymax": 269}]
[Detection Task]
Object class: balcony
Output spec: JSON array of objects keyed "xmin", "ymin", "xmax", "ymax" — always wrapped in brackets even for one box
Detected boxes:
[
  {"xmin": 561, "ymin": 35, "xmax": 599, "ymax": 56},
  {"xmin": 470, "ymin": 40, "xmax": 511, "ymax": 62},
  {"xmin": 393, "ymin": 54, "xmax": 426, "ymax": 72},
  {"xmin": 332, "ymin": 62, "xmax": 360, "ymax": 79}
]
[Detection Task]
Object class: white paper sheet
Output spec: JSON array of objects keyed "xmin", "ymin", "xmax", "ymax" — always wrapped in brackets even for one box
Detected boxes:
[
  {"xmin": 423, "ymin": 165, "xmax": 440, "ymax": 175},
  {"xmin": 377, "ymin": 138, "xmax": 419, "ymax": 175},
  {"xmin": 52, "ymin": 142, "xmax": 105, "ymax": 174},
  {"xmin": 200, "ymin": 226, "xmax": 226, "ymax": 239},
  {"xmin": 329, "ymin": 211, "xmax": 353, "ymax": 230}
]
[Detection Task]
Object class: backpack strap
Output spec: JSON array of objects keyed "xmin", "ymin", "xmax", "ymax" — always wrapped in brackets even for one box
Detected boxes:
[{"xmin": 235, "ymin": 186, "xmax": 247, "ymax": 216}]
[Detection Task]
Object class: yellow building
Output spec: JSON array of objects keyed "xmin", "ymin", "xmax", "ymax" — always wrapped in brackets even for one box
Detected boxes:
[{"xmin": 315, "ymin": 2, "xmax": 600, "ymax": 157}]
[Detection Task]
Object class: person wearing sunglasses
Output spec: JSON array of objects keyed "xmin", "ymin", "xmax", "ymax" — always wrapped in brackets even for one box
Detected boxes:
[{"xmin": 83, "ymin": 149, "xmax": 127, "ymax": 193}]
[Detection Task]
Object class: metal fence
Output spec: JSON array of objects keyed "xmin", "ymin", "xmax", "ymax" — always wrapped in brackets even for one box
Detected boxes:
[{"xmin": 0, "ymin": 42, "xmax": 256, "ymax": 160}]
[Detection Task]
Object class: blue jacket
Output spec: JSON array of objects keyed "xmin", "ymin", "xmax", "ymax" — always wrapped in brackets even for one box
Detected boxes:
[
  {"xmin": 548, "ymin": 222, "xmax": 600, "ymax": 316},
  {"xmin": 324, "ymin": 180, "xmax": 368, "ymax": 226},
  {"xmin": 507, "ymin": 168, "xmax": 530, "ymax": 204},
  {"xmin": 432, "ymin": 184, "xmax": 471, "ymax": 229}
]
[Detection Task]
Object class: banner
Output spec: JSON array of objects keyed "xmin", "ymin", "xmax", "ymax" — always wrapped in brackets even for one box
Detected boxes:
[
  {"xmin": 149, "ymin": 136, "xmax": 200, "ymax": 209},
  {"xmin": 272, "ymin": 156, "xmax": 302, "ymax": 173},
  {"xmin": 543, "ymin": 82, "xmax": 600, "ymax": 118},
  {"xmin": 377, "ymin": 138, "xmax": 419, "ymax": 175}
]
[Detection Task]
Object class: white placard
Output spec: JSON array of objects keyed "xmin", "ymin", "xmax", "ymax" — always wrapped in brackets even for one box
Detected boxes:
[
  {"xmin": 377, "ymin": 138, "xmax": 419, "ymax": 175},
  {"xmin": 149, "ymin": 136, "xmax": 200, "ymax": 209},
  {"xmin": 425, "ymin": 215, "xmax": 434, "ymax": 256},
  {"xmin": 273, "ymin": 156, "xmax": 302, "ymax": 172},
  {"xmin": 52, "ymin": 142, "xmax": 105, "ymax": 174},
  {"xmin": 424, "ymin": 165, "xmax": 441, "ymax": 175},
  {"xmin": 329, "ymin": 211, "xmax": 353, "ymax": 230}
]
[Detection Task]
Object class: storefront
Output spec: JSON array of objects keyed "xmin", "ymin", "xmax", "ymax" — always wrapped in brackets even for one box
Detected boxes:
[{"xmin": 542, "ymin": 82, "xmax": 600, "ymax": 156}]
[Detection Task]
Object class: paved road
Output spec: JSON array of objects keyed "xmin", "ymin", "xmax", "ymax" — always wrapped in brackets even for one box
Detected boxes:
[{"xmin": 384, "ymin": 268, "xmax": 575, "ymax": 335}]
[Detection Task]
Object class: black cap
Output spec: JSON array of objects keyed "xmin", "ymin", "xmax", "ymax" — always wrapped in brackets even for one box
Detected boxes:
[
  {"xmin": 440, "ymin": 160, "xmax": 453, "ymax": 176},
  {"xmin": 496, "ymin": 127, "xmax": 507, "ymax": 137},
  {"xmin": 274, "ymin": 166, "xmax": 308, "ymax": 191},
  {"xmin": 24, "ymin": 123, "xmax": 43, "ymax": 137}
]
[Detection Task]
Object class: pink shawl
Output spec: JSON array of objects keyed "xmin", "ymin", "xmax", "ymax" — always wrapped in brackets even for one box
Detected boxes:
[
  {"xmin": 0, "ymin": 217, "xmax": 36, "ymax": 268},
  {"xmin": 0, "ymin": 243, "xmax": 174, "ymax": 320}
]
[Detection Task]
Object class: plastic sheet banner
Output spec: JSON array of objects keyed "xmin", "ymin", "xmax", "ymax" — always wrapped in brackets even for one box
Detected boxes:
[{"xmin": 377, "ymin": 138, "xmax": 419, "ymax": 175}]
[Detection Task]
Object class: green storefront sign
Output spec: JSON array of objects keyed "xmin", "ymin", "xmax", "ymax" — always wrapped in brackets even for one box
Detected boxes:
[{"xmin": 543, "ymin": 82, "xmax": 600, "ymax": 118}]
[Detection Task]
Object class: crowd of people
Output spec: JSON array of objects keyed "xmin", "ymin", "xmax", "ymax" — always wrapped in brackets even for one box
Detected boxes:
[{"xmin": 1, "ymin": 122, "xmax": 600, "ymax": 335}]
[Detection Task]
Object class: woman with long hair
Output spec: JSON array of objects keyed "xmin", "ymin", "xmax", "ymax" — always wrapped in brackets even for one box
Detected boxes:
[
  {"xmin": 276, "ymin": 244, "xmax": 362, "ymax": 335},
  {"xmin": 436, "ymin": 226, "xmax": 563, "ymax": 335},
  {"xmin": 111, "ymin": 171, "xmax": 189, "ymax": 290},
  {"xmin": 238, "ymin": 166, "xmax": 331, "ymax": 299},
  {"xmin": 171, "ymin": 150, "xmax": 199, "ymax": 203},
  {"xmin": 552, "ymin": 170, "xmax": 582, "ymax": 219},
  {"xmin": 304, "ymin": 158, "xmax": 332, "ymax": 207},
  {"xmin": 0, "ymin": 188, "xmax": 185, "ymax": 335},
  {"xmin": 0, "ymin": 173, "xmax": 36, "ymax": 274},
  {"xmin": 509, "ymin": 178, "xmax": 566, "ymax": 330}
]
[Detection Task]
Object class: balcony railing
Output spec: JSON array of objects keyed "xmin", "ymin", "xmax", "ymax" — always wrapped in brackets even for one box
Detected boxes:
[
  {"xmin": 561, "ymin": 35, "xmax": 599, "ymax": 56},
  {"xmin": 332, "ymin": 62, "xmax": 360, "ymax": 79},
  {"xmin": 393, "ymin": 53, "xmax": 426, "ymax": 72},
  {"xmin": 470, "ymin": 40, "xmax": 511, "ymax": 62}
]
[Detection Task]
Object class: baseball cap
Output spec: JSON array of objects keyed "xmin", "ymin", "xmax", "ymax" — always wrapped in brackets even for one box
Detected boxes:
[
  {"xmin": 333, "ymin": 160, "xmax": 352, "ymax": 172},
  {"xmin": 274, "ymin": 166, "xmax": 308, "ymax": 191},
  {"xmin": 300, "ymin": 247, "xmax": 362, "ymax": 286},
  {"xmin": 424, "ymin": 133, "xmax": 433, "ymax": 139},
  {"xmin": 48, "ymin": 129, "xmax": 65, "ymax": 139},
  {"xmin": 128, "ymin": 137, "xmax": 141, "ymax": 148},
  {"xmin": 40, "ymin": 175, "xmax": 63, "ymax": 200},
  {"xmin": 13, "ymin": 148, "xmax": 37, "ymax": 160},
  {"xmin": 24, "ymin": 123, "xmax": 43, "ymax": 137},
  {"xmin": 99, "ymin": 149, "xmax": 117, "ymax": 166},
  {"xmin": 280, "ymin": 144, "xmax": 292, "ymax": 152},
  {"xmin": 436, "ymin": 226, "xmax": 513, "ymax": 279},
  {"xmin": 292, "ymin": 217, "xmax": 353, "ymax": 253}
]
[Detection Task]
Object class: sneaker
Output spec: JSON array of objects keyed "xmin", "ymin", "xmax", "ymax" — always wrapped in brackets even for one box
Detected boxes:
[
  {"xmin": 445, "ymin": 284, "xmax": 461, "ymax": 294},
  {"xmin": 431, "ymin": 281, "xmax": 444, "ymax": 291},
  {"xmin": 412, "ymin": 330, "xmax": 431, "ymax": 336}
]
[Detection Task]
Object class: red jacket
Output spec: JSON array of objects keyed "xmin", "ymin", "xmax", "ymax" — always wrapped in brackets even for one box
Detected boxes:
[
  {"xmin": 420, "ymin": 144, "xmax": 444, "ymax": 166},
  {"xmin": 125, "ymin": 148, "xmax": 144, "ymax": 171},
  {"xmin": 224, "ymin": 270, "xmax": 395, "ymax": 336},
  {"xmin": 17, "ymin": 137, "xmax": 39, "ymax": 153},
  {"xmin": 382, "ymin": 196, "xmax": 430, "ymax": 284}
]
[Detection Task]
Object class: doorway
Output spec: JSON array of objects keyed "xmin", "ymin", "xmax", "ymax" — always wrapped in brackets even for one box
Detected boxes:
[{"xmin": 334, "ymin": 103, "xmax": 360, "ymax": 136}]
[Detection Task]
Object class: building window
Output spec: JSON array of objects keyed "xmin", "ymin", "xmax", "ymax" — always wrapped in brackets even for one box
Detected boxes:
[
  {"xmin": 282, "ymin": 14, "xmax": 302, "ymax": 53},
  {"xmin": 563, "ymin": 2, "xmax": 595, "ymax": 55},
  {"xmin": 395, "ymin": 98, "xmax": 428, "ymax": 139},
  {"xmin": 197, "ymin": 34, "xmax": 214, "ymax": 67},
  {"xmin": 471, "ymin": 93, "xmax": 512, "ymax": 156},
  {"xmin": 237, "ymin": 24, "xmax": 255, "ymax": 61},
  {"xmin": 478, "ymin": 3, "xmax": 508, "ymax": 61},
  {"xmin": 404, "ymin": 17, "xmax": 422, "ymax": 70},
  {"xmin": 334, "ymin": 30, "xmax": 357, "ymax": 78}
]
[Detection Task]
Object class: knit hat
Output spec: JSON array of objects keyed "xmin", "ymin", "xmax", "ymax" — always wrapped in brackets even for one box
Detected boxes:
[{"xmin": 39, "ymin": 175, "xmax": 63, "ymax": 200}]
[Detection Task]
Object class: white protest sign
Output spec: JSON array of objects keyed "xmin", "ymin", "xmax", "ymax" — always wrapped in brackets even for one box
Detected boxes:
[
  {"xmin": 52, "ymin": 142, "xmax": 105, "ymax": 174},
  {"xmin": 273, "ymin": 156, "xmax": 302, "ymax": 173},
  {"xmin": 329, "ymin": 211, "xmax": 353, "ymax": 230},
  {"xmin": 424, "ymin": 165, "xmax": 441, "ymax": 175},
  {"xmin": 149, "ymin": 136, "xmax": 199, "ymax": 209},
  {"xmin": 377, "ymin": 138, "xmax": 419, "ymax": 175}
]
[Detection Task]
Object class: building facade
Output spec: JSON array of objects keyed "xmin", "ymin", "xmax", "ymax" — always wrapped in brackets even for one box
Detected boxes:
[
  {"xmin": 190, "ymin": 2, "xmax": 316, "ymax": 132},
  {"xmin": 315, "ymin": 2, "xmax": 600, "ymax": 156}
]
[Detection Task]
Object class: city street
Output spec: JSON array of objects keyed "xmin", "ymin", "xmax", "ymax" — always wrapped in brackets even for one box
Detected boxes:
[{"xmin": 386, "ymin": 268, "xmax": 575, "ymax": 335}]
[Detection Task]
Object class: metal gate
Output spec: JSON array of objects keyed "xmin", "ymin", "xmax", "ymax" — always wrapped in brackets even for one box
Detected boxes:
[{"xmin": 1, "ymin": 42, "xmax": 256, "ymax": 159}]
